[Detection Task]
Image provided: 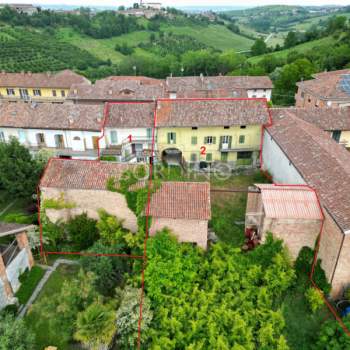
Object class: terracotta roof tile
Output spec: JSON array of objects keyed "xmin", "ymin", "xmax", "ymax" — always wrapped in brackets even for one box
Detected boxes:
[
  {"xmin": 271, "ymin": 107, "xmax": 350, "ymax": 131},
  {"xmin": 68, "ymin": 77, "xmax": 165, "ymax": 101},
  {"xmin": 149, "ymin": 182, "xmax": 211, "ymax": 220},
  {"xmin": 0, "ymin": 70, "xmax": 90, "ymax": 89},
  {"xmin": 40, "ymin": 159, "xmax": 144, "ymax": 190},
  {"xmin": 156, "ymin": 99, "xmax": 269, "ymax": 127},
  {"xmin": 0, "ymin": 102, "xmax": 104, "ymax": 131},
  {"xmin": 166, "ymin": 76, "xmax": 273, "ymax": 95},
  {"xmin": 267, "ymin": 113, "xmax": 350, "ymax": 233},
  {"xmin": 107, "ymin": 102, "xmax": 155, "ymax": 128},
  {"xmin": 297, "ymin": 69, "xmax": 350, "ymax": 100}
]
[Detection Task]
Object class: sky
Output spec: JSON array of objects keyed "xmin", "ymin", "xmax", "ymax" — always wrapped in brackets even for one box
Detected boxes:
[{"xmin": 0, "ymin": 0, "xmax": 350, "ymax": 8}]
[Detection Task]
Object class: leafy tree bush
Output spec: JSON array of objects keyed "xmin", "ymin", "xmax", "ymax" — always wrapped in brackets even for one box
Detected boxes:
[
  {"xmin": 145, "ymin": 230, "xmax": 294, "ymax": 349},
  {"xmin": 0, "ymin": 137, "xmax": 42, "ymax": 198},
  {"xmin": 0, "ymin": 312, "xmax": 36, "ymax": 350},
  {"xmin": 81, "ymin": 240, "xmax": 130, "ymax": 296},
  {"xmin": 314, "ymin": 315, "xmax": 350, "ymax": 349},
  {"xmin": 74, "ymin": 301, "xmax": 116, "ymax": 350},
  {"xmin": 115, "ymin": 286, "xmax": 153, "ymax": 349},
  {"xmin": 295, "ymin": 246, "xmax": 331, "ymax": 295},
  {"xmin": 66, "ymin": 213, "xmax": 99, "ymax": 250},
  {"xmin": 305, "ymin": 287, "xmax": 324, "ymax": 313},
  {"xmin": 251, "ymin": 38, "xmax": 268, "ymax": 56}
]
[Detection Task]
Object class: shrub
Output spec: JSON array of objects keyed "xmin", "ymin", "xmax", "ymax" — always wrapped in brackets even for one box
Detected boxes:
[
  {"xmin": 42, "ymin": 194, "xmax": 76, "ymax": 210},
  {"xmin": 66, "ymin": 213, "xmax": 99, "ymax": 250},
  {"xmin": 295, "ymin": 246, "xmax": 331, "ymax": 295},
  {"xmin": 305, "ymin": 287, "xmax": 324, "ymax": 313}
]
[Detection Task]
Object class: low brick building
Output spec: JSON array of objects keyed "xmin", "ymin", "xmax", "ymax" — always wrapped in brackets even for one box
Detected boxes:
[
  {"xmin": 149, "ymin": 182, "xmax": 211, "ymax": 249},
  {"xmin": 262, "ymin": 112, "xmax": 350, "ymax": 297},
  {"xmin": 295, "ymin": 69, "xmax": 350, "ymax": 108},
  {"xmin": 246, "ymin": 184, "xmax": 323, "ymax": 259},
  {"xmin": 0, "ymin": 223, "xmax": 34, "ymax": 310},
  {"xmin": 39, "ymin": 159, "xmax": 144, "ymax": 232}
]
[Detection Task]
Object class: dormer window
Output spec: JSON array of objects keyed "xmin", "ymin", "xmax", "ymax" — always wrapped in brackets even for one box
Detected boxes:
[
  {"xmin": 192, "ymin": 127, "xmax": 198, "ymax": 130},
  {"xmin": 224, "ymin": 126, "xmax": 230, "ymax": 129},
  {"xmin": 240, "ymin": 126, "xmax": 246, "ymax": 129},
  {"xmin": 120, "ymin": 88, "xmax": 135, "ymax": 95}
]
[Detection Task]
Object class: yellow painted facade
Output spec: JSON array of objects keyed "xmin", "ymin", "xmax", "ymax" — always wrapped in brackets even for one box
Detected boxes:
[
  {"xmin": 0, "ymin": 87, "xmax": 69, "ymax": 101},
  {"xmin": 340, "ymin": 131, "xmax": 350, "ymax": 149},
  {"xmin": 157, "ymin": 125, "xmax": 262, "ymax": 163}
]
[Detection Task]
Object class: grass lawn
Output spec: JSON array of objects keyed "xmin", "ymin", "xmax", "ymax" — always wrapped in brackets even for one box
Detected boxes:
[
  {"xmin": 15, "ymin": 266, "xmax": 46, "ymax": 305},
  {"xmin": 25, "ymin": 264, "xmax": 80, "ymax": 350},
  {"xmin": 281, "ymin": 273, "xmax": 333, "ymax": 350},
  {"xmin": 248, "ymin": 36, "xmax": 334, "ymax": 64}
]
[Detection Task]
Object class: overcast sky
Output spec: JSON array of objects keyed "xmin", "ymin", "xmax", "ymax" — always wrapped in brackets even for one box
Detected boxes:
[{"xmin": 1, "ymin": 0, "xmax": 350, "ymax": 7}]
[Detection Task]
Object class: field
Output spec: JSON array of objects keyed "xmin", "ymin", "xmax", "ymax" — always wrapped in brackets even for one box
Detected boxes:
[{"xmin": 248, "ymin": 35, "xmax": 334, "ymax": 64}]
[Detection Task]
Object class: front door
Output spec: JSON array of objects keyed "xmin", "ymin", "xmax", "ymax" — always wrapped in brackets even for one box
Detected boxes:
[
  {"xmin": 92, "ymin": 136, "xmax": 99, "ymax": 150},
  {"xmin": 54, "ymin": 134, "xmax": 64, "ymax": 148}
]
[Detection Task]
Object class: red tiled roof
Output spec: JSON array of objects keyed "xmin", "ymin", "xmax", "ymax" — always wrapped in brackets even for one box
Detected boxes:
[
  {"xmin": 166, "ymin": 76, "xmax": 273, "ymax": 93},
  {"xmin": 267, "ymin": 114, "xmax": 350, "ymax": 233},
  {"xmin": 40, "ymin": 159, "xmax": 143, "ymax": 190},
  {"xmin": 107, "ymin": 102, "xmax": 155, "ymax": 128},
  {"xmin": 156, "ymin": 99, "xmax": 269, "ymax": 127},
  {"xmin": 68, "ymin": 77, "xmax": 165, "ymax": 101},
  {"xmin": 149, "ymin": 182, "xmax": 211, "ymax": 220},
  {"xmin": 0, "ymin": 70, "xmax": 90, "ymax": 89},
  {"xmin": 0, "ymin": 102, "xmax": 104, "ymax": 131},
  {"xmin": 256, "ymin": 184, "xmax": 323, "ymax": 220},
  {"xmin": 271, "ymin": 107, "xmax": 350, "ymax": 131},
  {"xmin": 297, "ymin": 69, "xmax": 350, "ymax": 100}
]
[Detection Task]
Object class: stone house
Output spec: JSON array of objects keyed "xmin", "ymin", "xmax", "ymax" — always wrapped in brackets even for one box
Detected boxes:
[
  {"xmin": 0, "ymin": 222, "xmax": 34, "ymax": 310},
  {"xmin": 262, "ymin": 112, "xmax": 350, "ymax": 297},
  {"xmin": 39, "ymin": 159, "xmax": 143, "ymax": 232},
  {"xmin": 149, "ymin": 182, "xmax": 211, "ymax": 249},
  {"xmin": 246, "ymin": 184, "xmax": 323, "ymax": 259},
  {"xmin": 295, "ymin": 69, "xmax": 350, "ymax": 108}
]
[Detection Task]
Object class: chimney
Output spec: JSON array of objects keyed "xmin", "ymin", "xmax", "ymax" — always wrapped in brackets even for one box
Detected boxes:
[
  {"xmin": 97, "ymin": 115, "xmax": 102, "ymax": 123},
  {"xmin": 28, "ymin": 71, "xmax": 32, "ymax": 76},
  {"xmin": 68, "ymin": 116, "xmax": 74, "ymax": 124},
  {"xmin": 108, "ymin": 89, "xmax": 113, "ymax": 95},
  {"xmin": 73, "ymin": 89, "xmax": 78, "ymax": 95},
  {"xmin": 200, "ymin": 73, "xmax": 204, "ymax": 83}
]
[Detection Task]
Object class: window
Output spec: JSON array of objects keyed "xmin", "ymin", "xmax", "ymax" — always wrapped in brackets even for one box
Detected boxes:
[
  {"xmin": 61, "ymin": 90, "xmax": 66, "ymax": 97},
  {"xmin": 221, "ymin": 152, "xmax": 228, "ymax": 162},
  {"xmin": 252, "ymin": 95, "xmax": 257, "ymax": 98},
  {"xmin": 192, "ymin": 126, "xmax": 198, "ymax": 130},
  {"xmin": 224, "ymin": 126, "xmax": 230, "ymax": 129},
  {"xmin": 204, "ymin": 136, "xmax": 216, "ymax": 144},
  {"xmin": 52, "ymin": 90, "xmax": 57, "ymax": 97},
  {"xmin": 237, "ymin": 151, "xmax": 252, "ymax": 160},
  {"xmin": 206, "ymin": 153, "xmax": 212, "ymax": 162},
  {"xmin": 222, "ymin": 135, "xmax": 230, "ymax": 144},
  {"xmin": 167, "ymin": 132, "xmax": 176, "ymax": 144},
  {"xmin": 110, "ymin": 130, "xmax": 118, "ymax": 144},
  {"xmin": 33, "ymin": 89, "xmax": 41, "ymax": 96},
  {"xmin": 6, "ymin": 88, "xmax": 15, "ymax": 96},
  {"xmin": 332, "ymin": 130, "xmax": 341, "ymax": 143},
  {"xmin": 146, "ymin": 128, "xmax": 152, "ymax": 139},
  {"xmin": 240, "ymin": 125, "xmax": 246, "ymax": 129},
  {"xmin": 239, "ymin": 135, "xmax": 245, "ymax": 144},
  {"xmin": 36, "ymin": 133, "xmax": 45, "ymax": 144},
  {"xmin": 73, "ymin": 136, "xmax": 81, "ymax": 141},
  {"xmin": 190, "ymin": 153, "xmax": 197, "ymax": 162},
  {"xmin": 0, "ymin": 131, "xmax": 4, "ymax": 142},
  {"xmin": 18, "ymin": 130, "xmax": 26, "ymax": 142},
  {"xmin": 191, "ymin": 136, "xmax": 197, "ymax": 145}
]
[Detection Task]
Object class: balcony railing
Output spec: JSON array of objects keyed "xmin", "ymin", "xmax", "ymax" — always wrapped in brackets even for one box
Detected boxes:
[{"xmin": 219, "ymin": 143, "xmax": 258, "ymax": 152}]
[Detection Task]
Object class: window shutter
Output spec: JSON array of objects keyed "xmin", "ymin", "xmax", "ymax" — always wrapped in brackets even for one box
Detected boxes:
[
  {"xmin": 204, "ymin": 137, "xmax": 207, "ymax": 144},
  {"xmin": 173, "ymin": 133, "xmax": 176, "ymax": 144},
  {"xmin": 229, "ymin": 136, "xmax": 232, "ymax": 148},
  {"xmin": 167, "ymin": 133, "xmax": 171, "ymax": 144},
  {"xmin": 213, "ymin": 137, "xmax": 216, "ymax": 144}
]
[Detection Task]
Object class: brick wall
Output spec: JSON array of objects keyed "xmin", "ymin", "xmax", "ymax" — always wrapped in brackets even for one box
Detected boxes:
[
  {"xmin": 41, "ymin": 187, "xmax": 138, "ymax": 232},
  {"xmin": 150, "ymin": 217, "xmax": 208, "ymax": 249},
  {"xmin": 261, "ymin": 217, "xmax": 322, "ymax": 260},
  {"xmin": 16, "ymin": 232, "xmax": 34, "ymax": 268}
]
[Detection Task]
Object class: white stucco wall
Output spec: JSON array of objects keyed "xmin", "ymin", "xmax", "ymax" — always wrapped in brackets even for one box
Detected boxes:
[
  {"xmin": 0, "ymin": 128, "xmax": 105, "ymax": 151},
  {"xmin": 247, "ymin": 89, "xmax": 272, "ymax": 101},
  {"xmin": 262, "ymin": 129, "xmax": 305, "ymax": 185},
  {"xmin": 6, "ymin": 249, "xmax": 30, "ymax": 294},
  {"xmin": 104, "ymin": 127, "xmax": 153, "ymax": 147}
]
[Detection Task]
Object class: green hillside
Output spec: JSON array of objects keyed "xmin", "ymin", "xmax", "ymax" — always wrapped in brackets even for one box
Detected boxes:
[{"xmin": 248, "ymin": 36, "xmax": 334, "ymax": 64}]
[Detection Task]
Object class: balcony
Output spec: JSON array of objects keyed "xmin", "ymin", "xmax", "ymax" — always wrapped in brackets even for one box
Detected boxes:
[
  {"xmin": 28, "ymin": 145, "xmax": 98, "ymax": 158},
  {"xmin": 219, "ymin": 143, "xmax": 258, "ymax": 152}
]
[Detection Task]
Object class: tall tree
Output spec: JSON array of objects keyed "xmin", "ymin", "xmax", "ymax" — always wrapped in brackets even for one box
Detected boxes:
[
  {"xmin": 251, "ymin": 38, "xmax": 268, "ymax": 56},
  {"xmin": 284, "ymin": 31, "xmax": 298, "ymax": 49},
  {"xmin": 0, "ymin": 137, "xmax": 42, "ymax": 198}
]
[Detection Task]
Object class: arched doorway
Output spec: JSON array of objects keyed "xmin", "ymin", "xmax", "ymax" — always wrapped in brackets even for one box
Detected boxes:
[{"xmin": 162, "ymin": 148, "xmax": 182, "ymax": 165}]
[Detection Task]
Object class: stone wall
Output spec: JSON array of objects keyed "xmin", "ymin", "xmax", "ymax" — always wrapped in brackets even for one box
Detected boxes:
[
  {"xmin": 150, "ymin": 217, "xmax": 208, "ymax": 249},
  {"xmin": 41, "ymin": 187, "xmax": 138, "ymax": 232},
  {"xmin": 261, "ymin": 218, "xmax": 322, "ymax": 260}
]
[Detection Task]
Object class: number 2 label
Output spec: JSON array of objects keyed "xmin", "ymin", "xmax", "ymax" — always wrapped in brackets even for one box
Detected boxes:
[{"xmin": 200, "ymin": 146, "xmax": 206, "ymax": 155}]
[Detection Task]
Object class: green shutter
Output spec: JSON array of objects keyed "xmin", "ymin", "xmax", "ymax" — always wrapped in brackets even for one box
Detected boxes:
[
  {"xmin": 213, "ymin": 137, "xmax": 216, "ymax": 144},
  {"xmin": 191, "ymin": 136, "xmax": 197, "ymax": 145},
  {"xmin": 228, "ymin": 136, "xmax": 232, "ymax": 148},
  {"xmin": 206, "ymin": 153, "xmax": 212, "ymax": 162},
  {"xmin": 173, "ymin": 133, "xmax": 176, "ymax": 144}
]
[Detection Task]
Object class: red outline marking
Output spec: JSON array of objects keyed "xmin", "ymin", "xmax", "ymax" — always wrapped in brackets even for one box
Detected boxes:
[{"xmin": 260, "ymin": 119, "xmax": 350, "ymax": 337}]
